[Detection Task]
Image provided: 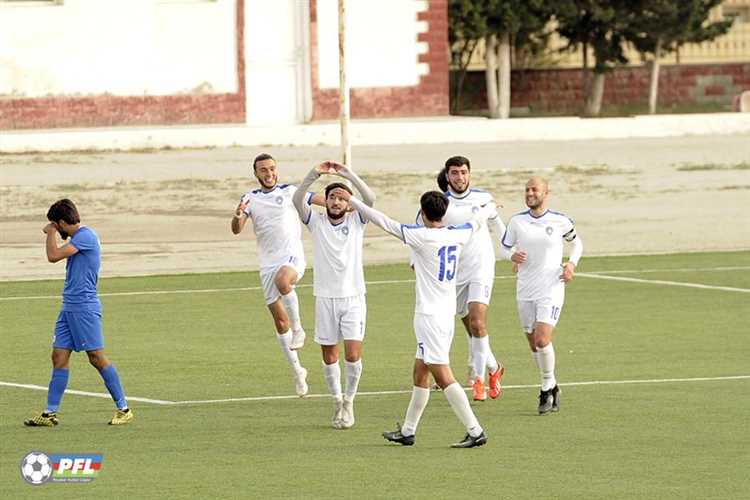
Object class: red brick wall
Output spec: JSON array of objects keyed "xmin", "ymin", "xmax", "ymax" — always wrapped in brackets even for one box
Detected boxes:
[
  {"xmin": 0, "ymin": 1, "xmax": 246, "ymax": 130},
  {"xmin": 458, "ymin": 63, "xmax": 750, "ymax": 113},
  {"xmin": 309, "ymin": 0, "xmax": 449, "ymax": 120}
]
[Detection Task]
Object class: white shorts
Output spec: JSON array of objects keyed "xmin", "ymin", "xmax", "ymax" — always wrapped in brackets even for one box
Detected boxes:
[
  {"xmin": 259, "ymin": 255, "xmax": 306, "ymax": 305},
  {"xmin": 456, "ymin": 280, "xmax": 493, "ymax": 318},
  {"xmin": 414, "ymin": 312, "xmax": 454, "ymax": 365},
  {"xmin": 517, "ymin": 290, "xmax": 565, "ymax": 333},
  {"xmin": 314, "ymin": 295, "xmax": 366, "ymax": 346}
]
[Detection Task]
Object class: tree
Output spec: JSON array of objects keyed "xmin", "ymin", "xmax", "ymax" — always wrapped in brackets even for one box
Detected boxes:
[
  {"xmin": 449, "ymin": 0, "xmax": 552, "ymax": 118},
  {"xmin": 554, "ymin": 0, "xmax": 636, "ymax": 116},
  {"xmin": 448, "ymin": 0, "xmax": 486, "ymax": 114},
  {"xmin": 627, "ymin": 1, "xmax": 734, "ymax": 114},
  {"xmin": 484, "ymin": 0, "xmax": 553, "ymax": 118}
]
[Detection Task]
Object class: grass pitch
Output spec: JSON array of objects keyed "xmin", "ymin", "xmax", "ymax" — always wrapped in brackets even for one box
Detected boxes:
[{"xmin": 1, "ymin": 251, "xmax": 749, "ymax": 499}]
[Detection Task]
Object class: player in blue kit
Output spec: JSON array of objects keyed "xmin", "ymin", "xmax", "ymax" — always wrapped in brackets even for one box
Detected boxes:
[{"xmin": 24, "ymin": 199, "xmax": 133, "ymax": 427}]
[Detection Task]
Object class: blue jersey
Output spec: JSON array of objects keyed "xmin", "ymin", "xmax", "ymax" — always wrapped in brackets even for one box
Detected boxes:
[{"xmin": 61, "ymin": 226, "xmax": 102, "ymax": 312}]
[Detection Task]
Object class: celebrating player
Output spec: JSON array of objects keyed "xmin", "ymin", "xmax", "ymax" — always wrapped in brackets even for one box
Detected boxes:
[
  {"xmin": 336, "ymin": 188, "xmax": 491, "ymax": 448},
  {"xmin": 499, "ymin": 177, "xmax": 583, "ymax": 414},
  {"xmin": 429, "ymin": 156, "xmax": 506, "ymax": 401},
  {"xmin": 292, "ymin": 161, "xmax": 375, "ymax": 429},
  {"xmin": 231, "ymin": 153, "xmax": 324, "ymax": 397},
  {"xmin": 25, "ymin": 199, "xmax": 132, "ymax": 427}
]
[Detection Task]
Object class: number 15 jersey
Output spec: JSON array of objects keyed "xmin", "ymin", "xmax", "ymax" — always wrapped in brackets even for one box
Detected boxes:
[{"xmin": 401, "ymin": 221, "xmax": 480, "ymax": 316}]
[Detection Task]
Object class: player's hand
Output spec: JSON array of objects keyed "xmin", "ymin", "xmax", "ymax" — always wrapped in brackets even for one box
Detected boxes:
[
  {"xmin": 315, "ymin": 161, "xmax": 337, "ymax": 175},
  {"xmin": 330, "ymin": 187, "xmax": 351, "ymax": 201},
  {"xmin": 330, "ymin": 162, "xmax": 349, "ymax": 176},
  {"xmin": 560, "ymin": 261, "xmax": 576, "ymax": 282},
  {"xmin": 43, "ymin": 222, "xmax": 58, "ymax": 235},
  {"xmin": 511, "ymin": 251, "xmax": 527, "ymax": 264},
  {"xmin": 487, "ymin": 196, "xmax": 504, "ymax": 208}
]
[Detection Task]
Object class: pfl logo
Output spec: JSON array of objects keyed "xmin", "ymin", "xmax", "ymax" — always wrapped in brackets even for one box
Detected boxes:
[{"xmin": 20, "ymin": 451, "xmax": 103, "ymax": 485}]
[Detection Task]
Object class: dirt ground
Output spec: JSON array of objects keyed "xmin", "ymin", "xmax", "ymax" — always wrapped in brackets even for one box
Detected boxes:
[{"xmin": 1, "ymin": 134, "xmax": 749, "ymax": 281}]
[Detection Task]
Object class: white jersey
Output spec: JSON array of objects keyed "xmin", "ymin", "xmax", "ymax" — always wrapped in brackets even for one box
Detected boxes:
[
  {"xmin": 241, "ymin": 184, "xmax": 312, "ymax": 270},
  {"xmin": 401, "ymin": 221, "xmax": 479, "ymax": 315},
  {"xmin": 501, "ymin": 209, "xmax": 577, "ymax": 300},
  {"xmin": 304, "ymin": 210, "xmax": 367, "ymax": 298},
  {"xmin": 417, "ymin": 189, "xmax": 503, "ymax": 284}
]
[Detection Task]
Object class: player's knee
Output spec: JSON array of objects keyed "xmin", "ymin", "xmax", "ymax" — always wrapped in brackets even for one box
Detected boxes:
[
  {"xmin": 275, "ymin": 278, "xmax": 293, "ymax": 295},
  {"xmin": 469, "ymin": 317, "xmax": 486, "ymax": 336},
  {"xmin": 86, "ymin": 352, "xmax": 107, "ymax": 369},
  {"xmin": 274, "ymin": 318, "xmax": 290, "ymax": 333},
  {"xmin": 344, "ymin": 352, "xmax": 360, "ymax": 363}
]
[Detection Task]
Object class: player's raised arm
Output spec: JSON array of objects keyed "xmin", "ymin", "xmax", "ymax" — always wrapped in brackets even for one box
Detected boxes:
[
  {"xmin": 43, "ymin": 223, "xmax": 78, "ymax": 263},
  {"xmin": 340, "ymin": 192, "xmax": 404, "ymax": 241},
  {"xmin": 330, "ymin": 162, "xmax": 376, "ymax": 207},
  {"xmin": 231, "ymin": 195, "xmax": 250, "ymax": 235},
  {"xmin": 292, "ymin": 162, "xmax": 332, "ymax": 224}
]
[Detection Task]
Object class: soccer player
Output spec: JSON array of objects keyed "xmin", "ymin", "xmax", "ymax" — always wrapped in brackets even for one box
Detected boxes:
[
  {"xmin": 292, "ymin": 161, "xmax": 375, "ymax": 429},
  {"xmin": 335, "ymin": 188, "xmax": 490, "ymax": 448},
  {"xmin": 427, "ymin": 156, "xmax": 506, "ymax": 401},
  {"xmin": 24, "ymin": 199, "xmax": 132, "ymax": 427},
  {"xmin": 231, "ymin": 153, "xmax": 324, "ymax": 397},
  {"xmin": 499, "ymin": 177, "xmax": 583, "ymax": 414}
]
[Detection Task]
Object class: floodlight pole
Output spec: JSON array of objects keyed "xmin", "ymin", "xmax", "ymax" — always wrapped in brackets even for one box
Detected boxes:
[{"xmin": 338, "ymin": 0, "xmax": 351, "ymax": 169}]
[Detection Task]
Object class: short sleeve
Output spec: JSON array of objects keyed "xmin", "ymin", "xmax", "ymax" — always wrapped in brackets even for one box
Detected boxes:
[
  {"xmin": 241, "ymin": 193, "xmax": 252, "ymax": 216},
  {"xmin": 71, "ymin": 228, "xmax": 97, "ymax": 252}
]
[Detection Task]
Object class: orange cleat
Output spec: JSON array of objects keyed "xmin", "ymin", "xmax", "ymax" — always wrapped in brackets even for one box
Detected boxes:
[
  {"xmin": 488, "ymin": 366, "xmax": 505, "ymax": 399},
  {"xmin": 472, "ymin": 378, "xmax": 486, "ymax": 401}
]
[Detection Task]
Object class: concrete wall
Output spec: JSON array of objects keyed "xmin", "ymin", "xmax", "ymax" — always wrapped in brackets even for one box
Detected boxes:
[
  {"xmin": 310, "ymin": 0, "xmax": 449, "ymax": 119},
  {"xmin": 0, "ymin": 0, "xmax": 245, "ymax": 129}
]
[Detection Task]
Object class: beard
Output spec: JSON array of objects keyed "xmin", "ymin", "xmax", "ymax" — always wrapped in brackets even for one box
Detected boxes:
[
  {"xmin": 59, "ymin": 230, "xmax": 69, "ymax": 240},
  {"xmin": 326, "ymin": 208, "xmax": 346, "ymax": 220},
  {"xmin": 449, "ymin": 181, "xmax": 468, "ymax": 194}
]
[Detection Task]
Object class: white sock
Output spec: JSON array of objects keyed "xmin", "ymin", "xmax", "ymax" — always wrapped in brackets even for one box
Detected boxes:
[
  {"xmin": 471, "ymin": 337, "xmax": 487, "ymax": 382},
  {"xmin": 344, "ymin": 359, "xmax": 362, "ymax": 401},
  {"xmin": 323, "ymin": 361, "xmax": 342, "ymax": 401},
  {"xmin": 401, "ymin": 386, "xmax": 430, "ymax": 437},
  {"xmin": 443, "ymin": 382, "xmax": 483, "ymax": 437},
  {"xmin": 281, "ymin": 290, "xmax": 302, "ymax": 332},
  {"xmin": 537, "ymin": 343, "xmax": 557, "ymax": 391},
  {"xmin": 478, "ymin": 335, "xmax": 499, "ymax": 373},
  {"xmin": 466, "ymin": 333, "xmax": 473, "ymax": 365},
  {"xmin": 531, "ymin": 348, "xmax": 541, "ymax": 369},
  {"xmin": 276, "ymin": 330, "xmax": 303, "ymax": 374}
]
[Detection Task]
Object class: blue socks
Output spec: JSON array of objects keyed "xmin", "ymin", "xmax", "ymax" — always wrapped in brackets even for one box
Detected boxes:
[
  {"xmin": 46, "ymin": 368, "xmax": 69, "ymax": 413},
  {"xmin": 99, "ymin": 364, "xmax": 128, "ymax": 410}
]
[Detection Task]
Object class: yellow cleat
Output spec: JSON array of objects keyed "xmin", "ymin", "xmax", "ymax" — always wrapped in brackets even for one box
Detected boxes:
[
  {"xmin": 109, "ymin": 408, "xmax": 134, "ymax": 425},
  {"xmin": 24, "ymin": 412, "xmax": 59, "ymax": 427}
]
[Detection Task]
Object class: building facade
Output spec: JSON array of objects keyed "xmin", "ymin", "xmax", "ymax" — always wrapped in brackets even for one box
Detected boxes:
[{"xmin": 0, "ymin": 0, "xmax": 449, "ymax": 130}]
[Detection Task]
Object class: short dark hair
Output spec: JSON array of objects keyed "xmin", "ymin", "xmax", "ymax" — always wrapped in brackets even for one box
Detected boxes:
[
  {"xmin": 436, "ymin": 167, "xmax": 449, "ymax": 192},
  {"xmin": 253, "ymin": 153, "xmax": 275, "ymax": 171},
  {"xmin": 420, "ymin": 191, "xmax": 448, "ymax": 223},
  {"xmin": 445, "ymin": 155, "xmax": 471, "ymax": 172},
  {"xmin": 325, "ymin": 182, "xmax": 352, "ymax": 198},
  {"xmin": 47, "ymin": 199, "xmax": 80, "ymax": 225}
]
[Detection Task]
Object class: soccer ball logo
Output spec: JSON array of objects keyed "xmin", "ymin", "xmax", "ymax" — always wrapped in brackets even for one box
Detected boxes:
[{"xmin": 20, "ymin": 452, "xmax": 52, "ymax": 485}]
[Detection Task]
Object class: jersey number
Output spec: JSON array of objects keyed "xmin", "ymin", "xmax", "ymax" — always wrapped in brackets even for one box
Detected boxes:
[{"xmin": 437, "ymin": 245, "xmax": 457, "ymax": 282}]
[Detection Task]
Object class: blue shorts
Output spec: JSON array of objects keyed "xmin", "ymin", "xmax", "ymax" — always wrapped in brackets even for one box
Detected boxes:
[{"xmin": 53, "ymin": 310, "xmax": 104, "ymax": 352}]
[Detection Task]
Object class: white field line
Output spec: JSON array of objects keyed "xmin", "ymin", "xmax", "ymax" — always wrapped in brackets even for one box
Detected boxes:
[
  {"xmin": 2, "ymin": 375, "xmax": 748, "ymax": 406},
  {"xmin": 577, "ymin": 272, "xmax": 750, "ymax": 293},
  {"xmin": 2, "ymin": 264, "xmax": 749, "ymax": 302},
  {"xmin": 0, "ymin": 381, "xmax": 174, "ymax": 405}
]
